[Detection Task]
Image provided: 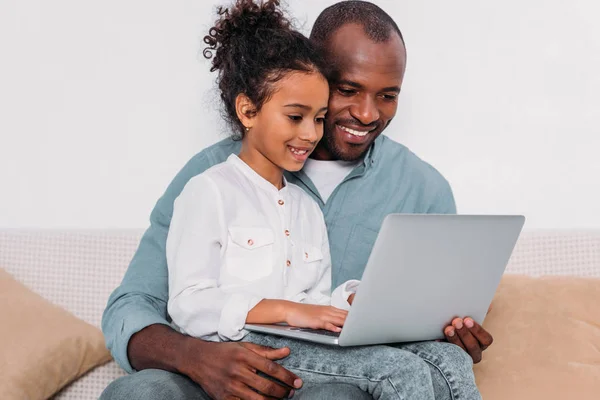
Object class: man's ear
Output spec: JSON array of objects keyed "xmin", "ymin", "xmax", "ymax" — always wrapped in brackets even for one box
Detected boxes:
[{"xmin": 235, "ymin": 93, "xmax": 257, "ymax": 130}]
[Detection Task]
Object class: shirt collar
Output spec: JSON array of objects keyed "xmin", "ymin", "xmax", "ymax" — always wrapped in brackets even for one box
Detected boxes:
[
  {"xmin": 227, "ymin": 154, "xmax": 289, "ymax": 196},
  {"xmin": 362, "ymin": 134, "xmax": 383, "ymax": 169}
]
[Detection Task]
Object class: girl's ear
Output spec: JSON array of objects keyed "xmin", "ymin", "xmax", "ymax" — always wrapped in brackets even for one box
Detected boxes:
[{"xmin": 235, "ymin": 93, "xmax": 257, "ymax": 130}]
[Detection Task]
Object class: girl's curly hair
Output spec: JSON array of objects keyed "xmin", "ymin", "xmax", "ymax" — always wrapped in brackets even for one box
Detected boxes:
[{"xmin": 204, "ymin": 0, "xmax": 328, "ymax": 139}]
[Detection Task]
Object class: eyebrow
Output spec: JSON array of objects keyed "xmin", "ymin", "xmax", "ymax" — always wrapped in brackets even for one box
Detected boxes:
[
  {"xmin": 284, "ymin": 104, "xmax": 328, "ymax": 113},
  {"xmin": 337, "ymin": 80, "xmax": 401, "ymax": 93}
]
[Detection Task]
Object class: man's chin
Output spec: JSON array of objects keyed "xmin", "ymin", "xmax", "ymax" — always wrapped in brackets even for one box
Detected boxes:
[{"xmin": 329, "ymin": 136, "xmax": 374, "ymax": 162}]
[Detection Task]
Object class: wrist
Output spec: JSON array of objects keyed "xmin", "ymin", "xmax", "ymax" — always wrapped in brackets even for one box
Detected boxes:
[
  {"xmin": 281, "ymin": 301, "xmax": 298, "ymax": 324},
  {"xmin": 175, "ymin": 334, "xmax": 212, "ymax": 377}
]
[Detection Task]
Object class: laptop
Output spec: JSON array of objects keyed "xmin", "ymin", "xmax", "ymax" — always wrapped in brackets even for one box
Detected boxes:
[{"xmin": 245, "ymin": 214, "xmax": 525, "ymax": 346}]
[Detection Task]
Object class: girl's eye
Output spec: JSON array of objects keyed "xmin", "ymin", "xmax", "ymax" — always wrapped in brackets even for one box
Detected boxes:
[
  {"xmin": 288, "ymin": 115, "xmax": 302, "ymax": 122},
  {"xmin": 315, "ymin": 117, "xmax": 325, "ymax": 124}
]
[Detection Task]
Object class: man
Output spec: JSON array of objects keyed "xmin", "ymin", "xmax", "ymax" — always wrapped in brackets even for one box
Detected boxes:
[{"xmin": 101, "ymin": 2, "xmax": 493, "ymax": 399}]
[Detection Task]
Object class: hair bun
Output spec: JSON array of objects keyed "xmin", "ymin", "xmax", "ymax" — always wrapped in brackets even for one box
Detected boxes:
[{"xmin": 204, "ymin": 0, "xmax": 290, "ymax": 69}]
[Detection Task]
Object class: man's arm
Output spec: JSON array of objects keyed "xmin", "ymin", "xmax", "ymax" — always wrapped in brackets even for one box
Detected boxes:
[
  {"xmin": 127, "ymin": 324, "xmax": 301, "ymax": 400},
  {"xmin": 101, "ymin": 141, "xmax": 302, "ymax": 398},
  {"xmin": 101, "ymin": 152, "xmax": 212, "ymax": 372}
]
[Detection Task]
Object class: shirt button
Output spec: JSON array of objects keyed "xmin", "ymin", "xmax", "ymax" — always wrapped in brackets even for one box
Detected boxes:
[
  {"xmin": 286, "ymin": 260, "xmax": 291, "ymax": 267},
  {"xmin": 285, "ymin": 229, "xmax": 290, "ymax": 236},
  {"xmin": 278, "ymin": 199, "xmax": 285, "ymax": 206},
  {"xmin": 247, "ymin": 239, "xmax": 254, "ymax": 246}
]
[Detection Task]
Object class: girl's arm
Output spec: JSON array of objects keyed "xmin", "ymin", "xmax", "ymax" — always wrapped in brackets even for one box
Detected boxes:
[
  {"xmin": 167, "ymin": 175, "xmax": 263, "ymax": 341},
  {"xmin": 247, "ymin": 299, "xmax": 348, "ymax": 332}
]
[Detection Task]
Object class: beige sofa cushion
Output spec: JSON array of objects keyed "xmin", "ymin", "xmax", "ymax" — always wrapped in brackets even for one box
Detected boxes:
[
  {"xmin": 0, "ymin": 268, "xmax": 111, "ymax": 400},
  {"xmin": 476, "ymin": 274, "xmax": 600, "ymax": 399}
]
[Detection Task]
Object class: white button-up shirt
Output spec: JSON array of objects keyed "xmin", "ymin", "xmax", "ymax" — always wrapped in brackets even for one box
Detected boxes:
[{"xmin": 167, "ymin": 155, "xmax": 359, "ymax": 342}]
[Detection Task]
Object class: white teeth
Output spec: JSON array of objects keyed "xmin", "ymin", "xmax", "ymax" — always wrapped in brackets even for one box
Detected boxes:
[
  {"xmin": 289, "ymin": 147, "xmax": 308, "ymax": 155},
  {"xmin": 337, "ymin": 125, "xmax": 370, "ymax": 137}
]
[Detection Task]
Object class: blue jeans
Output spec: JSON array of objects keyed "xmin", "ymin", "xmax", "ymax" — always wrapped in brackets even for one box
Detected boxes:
[{"xmin": 100, "ymin": 336, "xmax": 480, "ymax": 399}]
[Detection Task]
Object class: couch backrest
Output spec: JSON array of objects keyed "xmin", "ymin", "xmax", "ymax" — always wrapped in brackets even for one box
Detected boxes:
[{"xmin": 1, "ymin": 230, "xmax": 599, "ymax": 328}]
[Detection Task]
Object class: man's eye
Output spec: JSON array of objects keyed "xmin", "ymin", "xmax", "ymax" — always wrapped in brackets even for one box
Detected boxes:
[
  {"xmin": 337, "ymin": 88, "xmax": 356, "ymax": 96},
  {"xmin": 288, "ymin": 115, "xmax": 302, "ymax": 122},
  {"xmin": 382, "ymin": 94, "xmax": 398, "ymax": 101}
]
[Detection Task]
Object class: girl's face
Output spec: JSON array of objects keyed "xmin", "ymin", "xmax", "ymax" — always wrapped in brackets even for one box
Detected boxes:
[{"xmin": 239, "ymin": 71, "xmax": 329, "ymax": 172}]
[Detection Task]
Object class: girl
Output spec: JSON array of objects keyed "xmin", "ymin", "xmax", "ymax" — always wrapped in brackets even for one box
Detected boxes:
[{"xmin": 166, "ymin": 1, "xmax": 481, "ymax": 399}]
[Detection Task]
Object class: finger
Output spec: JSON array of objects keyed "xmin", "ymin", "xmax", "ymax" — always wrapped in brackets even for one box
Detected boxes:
[
  {"xmin": 326, "ymin": 314, "xmax": 347, "ymax": 327},
  {"xmin": 444, "ymin": 325, "xmax": 466, "ymax": 351},
  {"xmin": 454, "ymin": 318, "xmax": 483, "ymax": 363},
  {"xmin": 237, "ymin": 367, "xmax": 291, "ymax": 399},
  {"xmin": 241, "ymin": 343, "xmax": 291, "ymax": 361},
  {"xmin": 327, "ymin": 308, "xmax": 348, "ymax": 319},
  {"xmin": 464, "ymin": 318, "xmax": 493, "ymax": 350},
  {"xmin": 227, "ymin": 380, "xmax": 272, "ymax": 400},
  {"xmin": 328, "ymin": 308, "xmax": 348, "ymax": 318},
  {"xmin": 245, "ymin": 351, "xmax": 303, "ymax": 390},
  {"xmin": 324, "ymin": 322, "xmax": 343, "ymax": 332},
  {"xmin": 327, "ymin": 307, "xmax": 348, "ymax": 315}
]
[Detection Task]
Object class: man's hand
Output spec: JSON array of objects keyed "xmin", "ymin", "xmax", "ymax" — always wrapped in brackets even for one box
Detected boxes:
[
  {"xmin": 128, "ymin": 325, "xmax": 301, "ymax": 400},
  {"xmin": 443, "ymin": 317, "xmax": 493, "ymax": 363},
  {"xmin": 180, "ymin": 339, "xmax": 303, "ymax": 400}
]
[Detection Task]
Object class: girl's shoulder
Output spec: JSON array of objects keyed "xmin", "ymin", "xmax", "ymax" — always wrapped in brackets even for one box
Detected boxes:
[
  {"xmin": 180, "ymin": 160, "xmax": 235, "ymax": 195},
  {"xmin": 287, "ymin": 182, "xmax": 323, "ymax": 216}
]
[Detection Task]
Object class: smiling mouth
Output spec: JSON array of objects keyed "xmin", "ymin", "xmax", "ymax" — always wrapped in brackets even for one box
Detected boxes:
[
  {"xmin": 336, "ymin": 124, "xmax": 374, "ymax": 137},
  {"xmin": 288, "ymin": 146, "xmax": 310, "ymax": 156}
]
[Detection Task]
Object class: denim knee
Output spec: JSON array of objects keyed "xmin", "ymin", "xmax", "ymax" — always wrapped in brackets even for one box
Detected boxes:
[
  {"xmin": 99, "ymin": 369, "xmax": 207, "ymax": 400},
  {"xmin": 295, "ymin": 383, "xmax": 374, "ymax": 400},
  {"xmin": 435, "ymin": 342, "xmax": 474, "ymax": 374},
  {"xmin": 383, "ymin": 351, "xmax": 434, "ymax": 399}
]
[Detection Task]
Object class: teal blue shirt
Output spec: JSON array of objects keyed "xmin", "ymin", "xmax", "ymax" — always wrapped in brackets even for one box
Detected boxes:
[{"xmin": 102, "ymin": 135, "xmax": 456, "ymax": 372}]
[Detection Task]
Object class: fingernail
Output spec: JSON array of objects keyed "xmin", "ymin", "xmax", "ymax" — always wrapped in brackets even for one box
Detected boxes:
[
  {"xmin": 447, "ymin": 328, "xmax": 455, "ymax": 337},
  {"xmin": 289, "ymin": 389, "xmax": 295, "ymax": 398},
  {"xmin": 465, "ymin": 318, "xmax": 474, "ymax": 328},
  {"xmin": 454, "ymin": 319, "xmax": 463, "ymax": 329},
  {"xmin": 294, "ymin": 379, "xmax": 303, "ymax": 388}
]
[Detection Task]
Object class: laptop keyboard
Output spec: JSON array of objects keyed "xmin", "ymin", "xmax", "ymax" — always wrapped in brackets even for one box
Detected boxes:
[{"xmin": 289, "ymin": 328, "xmax": 341, "ymax": 337}]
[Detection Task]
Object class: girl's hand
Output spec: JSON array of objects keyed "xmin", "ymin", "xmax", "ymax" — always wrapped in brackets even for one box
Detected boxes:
[
  {"xmin": 348, "ymin": 293, "xmax": 355, "ymax": 305},
  {"xmin": 285, "ymin": 303, "xmax": 348, "ymax": 332}
]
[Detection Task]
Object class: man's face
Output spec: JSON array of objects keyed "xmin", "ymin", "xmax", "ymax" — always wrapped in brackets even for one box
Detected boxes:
[{"xmin": 312, "ymin": 23, "xmax": 407, "ymax": 161}]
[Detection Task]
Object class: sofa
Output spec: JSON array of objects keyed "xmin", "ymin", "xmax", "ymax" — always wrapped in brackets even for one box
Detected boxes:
[{"xmin": 1, "ymin": 229, "xmax": 599, "ymax": 399}]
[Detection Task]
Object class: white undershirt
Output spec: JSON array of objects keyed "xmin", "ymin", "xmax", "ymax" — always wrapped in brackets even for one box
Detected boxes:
[{"xmin": 302, "ymin": 158, "xmax": 361, "ymax": 203}]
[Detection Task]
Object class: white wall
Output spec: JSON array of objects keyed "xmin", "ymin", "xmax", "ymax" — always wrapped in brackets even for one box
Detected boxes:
[{"xmin": 1, "ymin": 0, "xmax": 598, "ymax": 229}]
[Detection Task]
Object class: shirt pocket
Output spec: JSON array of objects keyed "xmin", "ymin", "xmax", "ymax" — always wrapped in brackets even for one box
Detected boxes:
[
  {"xmin": 291, "ymin": 243, "xmax": 324, "ymax": 289},
  {"xmin": 224, "ymin": 227, "xmax": 275, "ymax": 282}
]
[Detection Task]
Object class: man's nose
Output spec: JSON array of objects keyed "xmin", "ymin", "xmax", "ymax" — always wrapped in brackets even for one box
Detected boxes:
[{"xmin": 350, "ymin": 95, "xmax": 380, "ymax": 126}]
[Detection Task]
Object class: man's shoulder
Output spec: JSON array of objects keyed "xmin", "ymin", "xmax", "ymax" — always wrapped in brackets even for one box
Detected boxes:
[
  {"xmin": 152, "ymin": 138, "xmax": 240, "ymax": 220},
  {"xmin": 184, "ymin": 137, "xmax": 241, "ymax": 173},
  {"xmin": 377, "ymin": 135, "xmax": 449, "ymax": 188}
]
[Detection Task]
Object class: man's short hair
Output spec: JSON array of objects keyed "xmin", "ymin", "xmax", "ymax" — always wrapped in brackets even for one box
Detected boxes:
[{"xmin": 309, "ymin": 1, "xmax": 404, "ymax": 47}]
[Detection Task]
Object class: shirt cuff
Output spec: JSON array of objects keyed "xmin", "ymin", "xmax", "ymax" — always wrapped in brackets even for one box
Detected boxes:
[
  {"xmin": 330, "ymin": 280, "xmax": 361, "ymax": 311},
  {"xmin": 107, "ymin": 308, "xmax": 172, "ymax": 373},
  {"xmin": 218, "ymin": 293, "xmax": 264, "ymax": 341}
]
